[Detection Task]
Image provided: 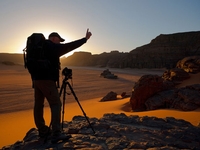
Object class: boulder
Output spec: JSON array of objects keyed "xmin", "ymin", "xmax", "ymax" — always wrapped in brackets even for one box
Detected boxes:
[
  {"xmin": 145, "ymin": 84, "xmax": 200, "ymax": 111},
  {"xmin": 145, "ymin": 90, "xmax": 175, "ymax": 110},
  {"xmin": 100, "ymin": 91, "xmax": 117, "ymax": 102},
  {"xmin": 100, "ymin": 69, "xmax": 118, "ymax": 79},
  {"xmin": 176, "ymin": 56, "xmax": 200, "ymax": 73},
  {"xmin": 162, "ymin": 68, "xmax": 190, "ymax": 84},
  {"xmin": 130, "ymin": 75, "xmax": 168, "ymax": 111},
  {"xmin": 121, "ymin": 92, "xmax": 130, "ymax": 99}
]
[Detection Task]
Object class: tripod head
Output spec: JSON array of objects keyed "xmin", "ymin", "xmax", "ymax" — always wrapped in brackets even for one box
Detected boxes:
[{"xmin": 62, "ymin": 67, "xmax": 72, "ymax": 81}]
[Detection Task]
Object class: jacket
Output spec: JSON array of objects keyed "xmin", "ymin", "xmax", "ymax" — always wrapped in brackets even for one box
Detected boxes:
[{"xmin": 32, "ymin": 37, "xmax": 87, "ymax": 82}]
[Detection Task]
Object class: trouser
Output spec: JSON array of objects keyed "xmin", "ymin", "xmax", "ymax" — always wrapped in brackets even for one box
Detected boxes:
[{"xmin": 33, "ymin": 80, "xmax": 62, "ymax": 133}]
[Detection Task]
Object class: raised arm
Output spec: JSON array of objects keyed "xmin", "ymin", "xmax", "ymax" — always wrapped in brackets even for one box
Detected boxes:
[{"xmin": 57, "ymin": 29, "xmax": 92, "ymax": 57}]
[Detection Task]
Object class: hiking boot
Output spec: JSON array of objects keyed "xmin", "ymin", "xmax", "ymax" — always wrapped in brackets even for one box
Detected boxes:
[
  {"xmin": 51, "ymin": 131, "xmax": 71, "ymax": 144},
  {"xmin": 38, "ymin": 125, "xmax": 51, "ymax": 138}
]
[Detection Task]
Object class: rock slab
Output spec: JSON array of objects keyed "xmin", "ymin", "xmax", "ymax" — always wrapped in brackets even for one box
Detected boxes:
[{"xmin": 2, "ymin": 113, "xmax": 200, "ymax": 150}]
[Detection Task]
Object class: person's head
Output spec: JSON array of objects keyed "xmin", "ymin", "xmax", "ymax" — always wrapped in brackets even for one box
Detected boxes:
[{"xmin": 48, "ymin": 32, "xmax": 65, "ymax": 44}]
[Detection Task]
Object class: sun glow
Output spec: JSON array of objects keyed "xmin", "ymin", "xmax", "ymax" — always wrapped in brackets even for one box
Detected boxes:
[
  {"xmin": 14, "ymin": 30, "xmax": 74, "ymax": 54},
  {"xmin": 13, "ymin": 32, "xmax": 85, "ymax": 58}
]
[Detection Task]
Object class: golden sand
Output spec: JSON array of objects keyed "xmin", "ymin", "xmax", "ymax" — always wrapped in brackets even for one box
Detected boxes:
[{"xmin": 1, "ymin": 97, "xmax": 200, "ymax": 147}]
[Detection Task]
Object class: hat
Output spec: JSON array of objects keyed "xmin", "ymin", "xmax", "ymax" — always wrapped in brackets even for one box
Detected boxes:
[{"xmin": 48, "ymin": 32, "xmax": 65, "ymax": 42}]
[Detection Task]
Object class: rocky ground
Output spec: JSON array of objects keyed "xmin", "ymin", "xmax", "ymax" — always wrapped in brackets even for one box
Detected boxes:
[{"xmin": 2, "ymin": 113, "xmax": 200, "ymax": 150}]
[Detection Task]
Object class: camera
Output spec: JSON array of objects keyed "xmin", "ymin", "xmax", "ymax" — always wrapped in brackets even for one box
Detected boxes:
[{"xmin": 62, "ymin": 67, "xmax": 72, "ymax": 79}]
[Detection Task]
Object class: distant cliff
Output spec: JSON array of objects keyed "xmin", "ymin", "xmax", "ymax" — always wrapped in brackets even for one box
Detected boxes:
[
  {"xmin": 0, "ymin": 53, "xmax": 23, "ymax": 65},
  {"xmin": 127, "ymin": 31, "xmax": 200, "ymax": 68},
  {"xmin": 1, "ymin": 31, "xmax": 200, "ymax": 69},
  {"xmin": 61, "ymin": 51, "xmax": 129, "ymax": 68},
  {"xmin": 61, "ymin": 31, "xmax": 200, "ymax": 68}
]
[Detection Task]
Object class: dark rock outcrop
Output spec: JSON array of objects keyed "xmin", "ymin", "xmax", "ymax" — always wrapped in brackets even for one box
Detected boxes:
[
  {"xmin": 130, "ymin": 72, "xmax": 200, "ymax": 111},
  {"xmin": 100, "ymin": 69, "xmax": 118, "ymax": 79},
  {"xmin": 100, "ymin": 91, "xmax": 117, "ymax": 102},
  {"xmin": 145, "ymin": 84, "xmax": 200, "ymax": 111},
  {"xmin": 129, "ymin": 52, "xmax": 200, "ymax": 112},
  {"xmin": 162, "ymin": 68, "xmax": 190, "ymax": 84},
  {"xmin": 120, "ymin": 92, "xmax": 130, "ymax": 99},
  {"xmin": 176, "ymin": 56, "xmax": 200, "ymax": 73},
  {"xmin": 2, "ymin": 113, "xmax": 200, "ymax": 150},
  {"xmin": 130, "ymin": 75, "xmax": 170, "ymax": 111}
]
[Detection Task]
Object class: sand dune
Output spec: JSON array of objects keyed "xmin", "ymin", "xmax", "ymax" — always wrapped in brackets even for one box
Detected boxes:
[{"xmin": 0, "ymin": 64, "xmax": 200, "ymax": 148}]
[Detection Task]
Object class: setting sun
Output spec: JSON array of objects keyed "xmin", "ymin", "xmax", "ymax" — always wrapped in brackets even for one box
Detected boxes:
[{"xmin": 14, "ymin": 29, "xmax": 79, "ymax": 57}]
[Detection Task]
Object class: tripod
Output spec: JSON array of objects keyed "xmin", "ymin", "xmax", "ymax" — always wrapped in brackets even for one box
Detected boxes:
[{"xmin": 59, "ymin": 76, "xmax": 95, "ymax": 134}]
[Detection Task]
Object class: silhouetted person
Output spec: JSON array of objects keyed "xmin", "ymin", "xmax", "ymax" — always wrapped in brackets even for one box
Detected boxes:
[{"xmin": 33, "ymin": 29, "xmax": 92, "ymax": 143}]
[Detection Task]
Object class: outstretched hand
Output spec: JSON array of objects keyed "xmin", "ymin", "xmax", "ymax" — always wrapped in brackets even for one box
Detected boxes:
[{"xmin": 85, "ymin": 28, "xmax": 92, "ymax": 40}]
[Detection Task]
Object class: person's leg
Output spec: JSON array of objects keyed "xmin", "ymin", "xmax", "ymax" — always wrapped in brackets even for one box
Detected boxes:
[
  {"xmin": 37, "ymin": 80, "xmax": 62, "ymax": 133},
  {"xmin": 41, "ymin": 80, "xmax": 71, "ymax": 143},
  {"xmin": 33, "ymin": 80, "xmax": 49, "ymax": 137},
  {"xmin": 34, "ymin": 80, "xmax": 70, "ymax": 142},
  {"xmin": 34, "ymin": 80, "xmax": 45, "ymax": 128}
]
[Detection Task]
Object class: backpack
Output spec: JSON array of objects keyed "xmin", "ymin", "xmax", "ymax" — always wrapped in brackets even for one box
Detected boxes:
[{"xmin": 23, "ymin": 33, "xmax": 50, "ymax": 76}]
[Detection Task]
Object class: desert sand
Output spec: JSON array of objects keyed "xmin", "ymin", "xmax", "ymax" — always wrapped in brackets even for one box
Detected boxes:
[{"xmin": 0, "ymin": 64, "xmax": 200, "ymax": 148}]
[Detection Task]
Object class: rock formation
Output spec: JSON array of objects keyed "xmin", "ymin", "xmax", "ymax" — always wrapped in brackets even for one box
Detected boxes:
[
  {"xmin": 162, "ymin": 68, "xmax": 190, "ymax": 85},
  {"xmin": 100, "ymin": 69, "xmax": 118, "ymax": 79},
  {"xmin": 100, "ymin": 91, "xmax": 130, "ymax": 102},
  {"xmin": 60, "ymin": 31, "xmax": 200, "ymax": 68},
  {"xmin": 130, "ymin": 54, "xmax": 200, "ymax": 112},
  {"xmin": 120, "ymin": 92, "xmax": 130, "ymax": 99},
  {"xmin": 61, "ymin": 51, "xmax": 93, "ymax": 67},
  {"xmin": 2, "ymin": 113, "xmax": 200, "ymax": 149},
  {"xmin": 126, "ymin": 31, "xmax": 200, "ymax": 69},
  {"xmin": 130, "ymin": 73, "xmax": 200, "ymax": 111},
  {"xmin": 176, "ymin": 56, "xmax": 200, "ymax": 73},
  {"xmin": 100, "ymin": 91, "xmax": 117, "ymax": 102},
  {"xmin": 145, "ymin": 84, "xmax": 200, "ymax": 111},
  {"xmin": 130, "ymin": 74, "xmax": 170, "ymax": 111}
]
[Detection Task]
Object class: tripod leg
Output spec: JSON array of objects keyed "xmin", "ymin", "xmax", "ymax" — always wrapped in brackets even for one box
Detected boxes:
[
  {"xmin": 59, "ymin": 81, "xmax": 67, "ymax": 131},
  {"xmin": 66, "ymin": 82, "xmax": 95, "ymax": 134},
  {"xmin": 59, "ymin": 81, "xmax": 64, "ymax": 97}
]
